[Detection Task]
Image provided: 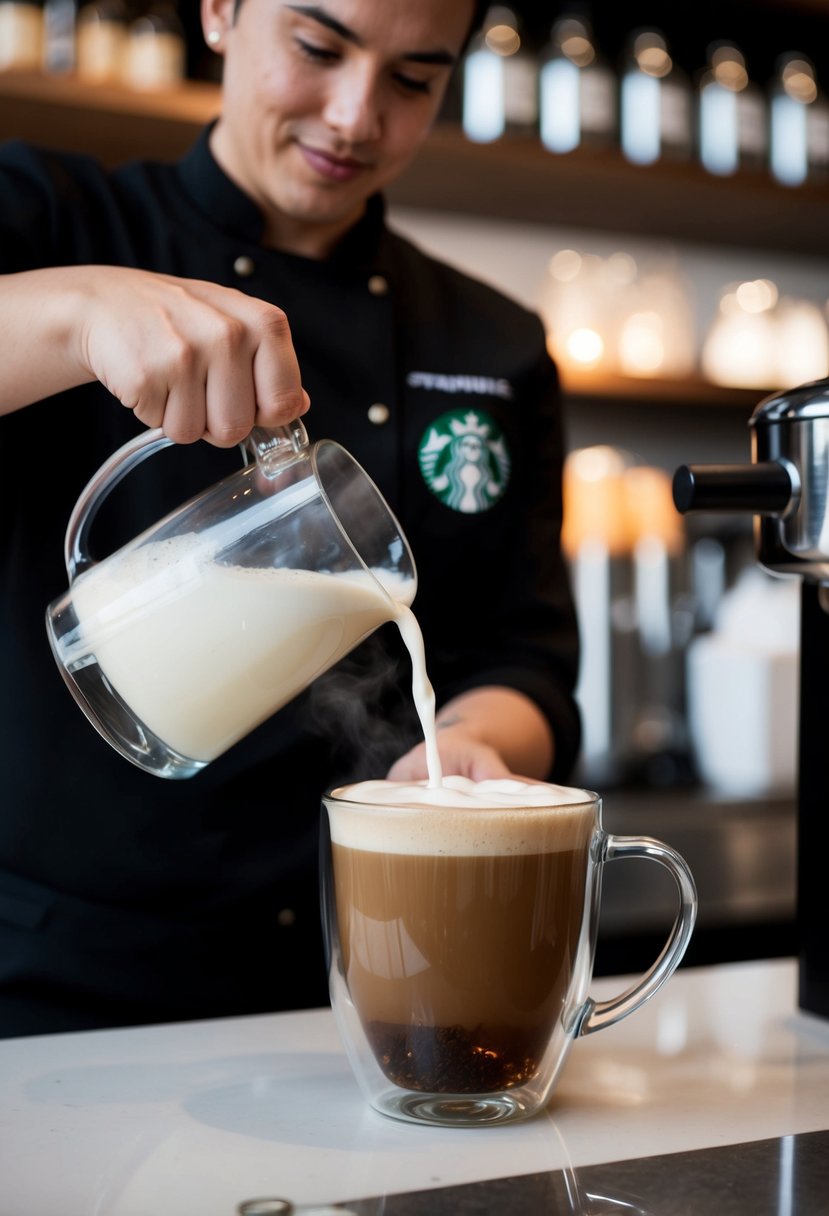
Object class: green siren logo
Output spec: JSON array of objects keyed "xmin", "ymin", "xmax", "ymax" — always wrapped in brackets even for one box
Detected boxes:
[{"xmin": 418, "ymin": 409, "xmax": 511, "ymax": 513}]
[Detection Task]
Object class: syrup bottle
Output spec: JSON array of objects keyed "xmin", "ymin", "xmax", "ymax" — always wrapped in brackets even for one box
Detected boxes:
[
  {"xmin": 806, "ymin": 81, "xmax": 829, "ymax": 181},
  {"xmin": 461, "ymin": 5, "xmax": 538, "ymax": 143},
  {"xmin": 620, "ymin": 27, "xmax": 693, "ymax": 166},
  {"xmin": 539, "ymin": 7, "xmax": 617, "ymax": 154},
  {"xmin": 42, "ymin": 0, "xmax": 76, "ymax": 73},
  {"xmin": 75, "ymin": 0, "xmax": 129, "ymax": 83},
  {"xmin": 698, "ymin": 42, "xmax": 768, "ymax": 176},
  {"xmin": 0, "ymin": 0, "xmax": 43, "ymax": 71},
  {"xmin": 124, "ymin": 0, "xmax": 185, "ymax": 90},
  {"xmin": 769, "ymin": 53, "xmax": 810, "ymax": 186}
]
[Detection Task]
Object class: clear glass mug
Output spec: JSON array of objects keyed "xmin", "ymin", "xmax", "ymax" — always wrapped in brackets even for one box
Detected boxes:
[
  {"xmin": 321, "ymin": 784, "xmax": 697, "ymax": 1128},
  {"xmin": 46, "ymin": 423, "xmax": 416, "ymax": 780}
]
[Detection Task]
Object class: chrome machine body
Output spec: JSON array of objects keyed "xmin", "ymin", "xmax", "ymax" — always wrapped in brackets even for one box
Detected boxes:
[{"xmin": 673, "ymin": 378, "xmax": 829, "ymax": 1020}]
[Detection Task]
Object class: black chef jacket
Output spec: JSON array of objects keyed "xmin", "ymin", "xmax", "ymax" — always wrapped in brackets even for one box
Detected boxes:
[{"xmin": 0, "ymin": 128, "xmax": 581, "ymax": 1037}]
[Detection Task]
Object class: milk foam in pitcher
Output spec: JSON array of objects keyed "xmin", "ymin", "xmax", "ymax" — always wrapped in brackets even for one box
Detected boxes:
[{"xmin": 46, "ymin": 422, "xmax": 420, "ymax": 779}]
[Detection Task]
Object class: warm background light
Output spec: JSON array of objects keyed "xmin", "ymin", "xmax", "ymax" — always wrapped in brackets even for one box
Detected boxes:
[
  {"xmin": 565, "ymin": 326, "xmax": 605, "ymax": 366},
  {"xmin": 618, "ymin": 310, "xmax": 667, "ymax": 376},
  {"xmin": 562, "ymin": 447, "xmax": 682, "ymax": 559},
  {"xmin": 562, "ymin": 445, "xmax": 633, "ymax": 558},
  {"xmin": 702, "ymin": 278, "xmax": 829, "ymax": 387},
  {"xmin": 539, "ymin": 247, "xmax": 695, "ymax": 380}
]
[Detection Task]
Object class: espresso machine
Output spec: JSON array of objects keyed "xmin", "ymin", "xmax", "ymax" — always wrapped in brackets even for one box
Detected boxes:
[{"xmin": 673, "ymin": 377, "xmax": 829, "ymax": 1022}]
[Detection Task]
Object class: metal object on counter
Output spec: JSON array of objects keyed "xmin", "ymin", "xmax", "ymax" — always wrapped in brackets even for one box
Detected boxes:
[
  {"xmin": 238, "ymin": 1204, "xmax": 293, "ymax": 1216},
  {"xmin": 673, "ymin": 376, "xmax": 829, "ymax": 1022},
  {"xmin": 237, "ymin": 1202, "xmax": 361, "ymax": 1216}
]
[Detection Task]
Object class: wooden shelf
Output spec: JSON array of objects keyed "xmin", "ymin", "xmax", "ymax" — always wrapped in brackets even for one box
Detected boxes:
[
  {"xmin": 0, "ymin": 71, "xmax": 817, "ymax": 412},
  {"xmin": 559, "ymin": 370, "xmax": 772, "ymax": 411},
  {"xmin": 0, "ymin": 70, "xmax": 220, "ymax": 166},
  {"xmin": 1, "ymin": 72, "xmax": 829, "ymax": 256},
  {"xmin": 389, "ymin": 125, "xmax": 829, "ymax": 257}
]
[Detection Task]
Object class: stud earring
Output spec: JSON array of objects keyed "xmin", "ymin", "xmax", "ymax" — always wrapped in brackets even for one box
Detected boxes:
[{"xmin": 207, "ymin": 29, "xmax": 221, "ymax": 46}]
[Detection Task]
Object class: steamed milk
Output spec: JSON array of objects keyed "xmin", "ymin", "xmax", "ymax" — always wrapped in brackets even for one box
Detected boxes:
[
  {"xmin": 63, "ymin": 533, "xmax": 418, "ymax": 763},
  {"xmin": 327, "ymin": 777, "xmax": 596, "ymax": 1094}
]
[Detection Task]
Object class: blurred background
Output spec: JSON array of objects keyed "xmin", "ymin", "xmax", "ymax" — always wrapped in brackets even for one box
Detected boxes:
[{"xmin": 1, "ymin": 0, "xmax": 821, "ymax": 970}]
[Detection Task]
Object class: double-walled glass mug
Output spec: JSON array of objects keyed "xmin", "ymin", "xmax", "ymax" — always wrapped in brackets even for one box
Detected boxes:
[
  {"xmin": 46, "ymin": 423, "xmax": 416, "ymax": 780},
  {"xmin": 321, "ymin": 779, "xmax": 697, "ymax": 1128}
]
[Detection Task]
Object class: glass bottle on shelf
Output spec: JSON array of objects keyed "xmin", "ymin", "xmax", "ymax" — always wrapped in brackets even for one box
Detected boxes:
[
  {"xmin": 806, "ymin": 70, "xmax": 829, "ymax": 181},
  {"xmin": 42, "ymin": 0, "xmax": 76, "ymax": 73},
  {"xmin": 0, "ymin": 0, "xmax": 43, "ymax": 71},
  {"xmin": 76, "ymin": 0, "xmax": 129, "ymax": 83},
  {"xmin": 736, "ymin": 52, "xmax": 769, "ymax": 172},
  {"xmin": 698, "ymin": 42, "xmax": 768, "ymax": 176},
  {"xmin": 539, "ymin": 7, "xmax": 617, "ymax": 154},
  {"xmin": 461, "ymin": 5, "xmax": 538, "ymax": 143},
  {"xmin": 768, "ymin": 52, "xmax": 827, "ymax": 187},
  {"xmin": 123, "ymin": 0, "xmax": 185, "ymax": 90},
  {"xmin": 620, "ymin": 27, "xmax": 693, "ymax": 166}
]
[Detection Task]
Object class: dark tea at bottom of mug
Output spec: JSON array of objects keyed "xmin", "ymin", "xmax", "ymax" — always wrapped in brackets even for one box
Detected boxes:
[
  {"xmin": 322, "ymin": 777, "xmax": 697, "ymax": 1127},
  {"xmin": 331, "ymin": 833, "xmax": 592, "ymax": 1095}
]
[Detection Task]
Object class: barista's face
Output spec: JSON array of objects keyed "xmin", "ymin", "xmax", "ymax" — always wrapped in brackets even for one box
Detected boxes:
[{"xmin": 202, "ymin": 0, "xmax": 474, "ymax": 257}]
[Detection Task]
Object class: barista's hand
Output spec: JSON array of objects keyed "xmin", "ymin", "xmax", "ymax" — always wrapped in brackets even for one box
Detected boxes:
[
  {"xmin": 0, "ymin": 266, "xmax": 309, "ymax": 440},
  {"xmin": 78, "ymin": 267, "xmax": 309, "ymax": 445},
  {"xmin": 386, "ymin": 730, "xmax": 514, "ymax": 784},
  {"xmin": 386, "ymin": 687, "xmax": 555, "ymax": 784}
]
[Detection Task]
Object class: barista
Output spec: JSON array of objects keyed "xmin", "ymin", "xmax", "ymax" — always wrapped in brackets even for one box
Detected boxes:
[{"xmin": 0, "ymin": 0, "xmax": 581, "ymax": 1037}]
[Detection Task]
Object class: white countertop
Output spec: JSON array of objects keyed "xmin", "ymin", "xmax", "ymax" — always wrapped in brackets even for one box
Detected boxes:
[{"xmin": 1, "ymin": 958, "xmax": 827, "ymax": 1215}]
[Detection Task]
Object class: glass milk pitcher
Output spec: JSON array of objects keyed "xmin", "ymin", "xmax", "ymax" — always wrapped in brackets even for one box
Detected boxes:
[{"xmin": 46, "ymin": 422, "xmax": 416, "ymax": 779}]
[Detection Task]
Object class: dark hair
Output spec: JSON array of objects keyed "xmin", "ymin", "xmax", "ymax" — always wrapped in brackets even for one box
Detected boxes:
[
  {"xmin": 469, "ymin": 1, "xmax": 490, "ymax": 36},
  {"xmin": 233, "ymin": 0, "xmax": 489, "ymax": 52},
  {"xmin": 464, "ymin": 1, "xmax": 490, "ymax": 50}
]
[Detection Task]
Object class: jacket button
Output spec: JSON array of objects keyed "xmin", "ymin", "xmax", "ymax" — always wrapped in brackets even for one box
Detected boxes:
[
  {"xmin": 367, "ymin": 403, "xmax": 390, "ymax": 425},
  {"xmin": 367, "ymin": 274, "xmax": 388, "ymax": 296},
  {"xmin": 233, "ymin": 255, "xmax": 255, "ymax": 277},
  {"xmin": 277, "ymin": 908, "xmax": 296, "ymax": 927}
]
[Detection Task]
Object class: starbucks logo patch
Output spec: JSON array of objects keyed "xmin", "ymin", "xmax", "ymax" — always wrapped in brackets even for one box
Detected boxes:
[{"xmin": 418, "ymin": 409, "xmax": 511, "ymax": 513}]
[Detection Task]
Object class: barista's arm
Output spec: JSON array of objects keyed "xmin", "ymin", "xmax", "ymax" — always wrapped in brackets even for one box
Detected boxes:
[
  {"xmin": 0, "ymin": 266, "xmax": 308, "ymax": 444},
  {"xmin": 386, "ymin": 685, "xmax": 555, "ymax": 783}
]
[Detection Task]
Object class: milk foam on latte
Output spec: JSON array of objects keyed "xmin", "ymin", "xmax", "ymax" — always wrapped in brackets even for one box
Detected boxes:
[
  {"xmin": 332, "ymin": 775, "xmax": 592, "ymax": 807},
  {"xmin": 328, "ymin": 776, "xmax": 595, "ymax": 855}
]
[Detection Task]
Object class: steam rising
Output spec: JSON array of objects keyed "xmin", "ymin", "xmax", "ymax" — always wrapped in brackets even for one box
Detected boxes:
[{"xmin": 305, "ymin": 630, "xmax": 421, "ymax": 782}]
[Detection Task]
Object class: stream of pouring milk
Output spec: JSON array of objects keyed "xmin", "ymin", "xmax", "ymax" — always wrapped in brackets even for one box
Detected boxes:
[{"xmin": 391, "ymin": 603, "xmax": 442, "ymax": 788}]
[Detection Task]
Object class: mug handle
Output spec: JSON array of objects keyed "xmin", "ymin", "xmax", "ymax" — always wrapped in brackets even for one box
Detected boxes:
[{"xmin": 576, "ymin": 834, "xmax": 698, "ymax": 1036}]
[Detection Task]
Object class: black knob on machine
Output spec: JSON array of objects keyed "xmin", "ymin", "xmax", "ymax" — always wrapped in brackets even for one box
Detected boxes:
[{"xmin": 672, "ymin": 462, "xmax": 794, "ymax": 515}]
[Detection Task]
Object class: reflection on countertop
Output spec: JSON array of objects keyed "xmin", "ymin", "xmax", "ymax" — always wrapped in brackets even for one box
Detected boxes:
[
  {"xmin": 2, "ymin": 959, "xmax": 826, "ymax": 1216},
  {"xmin": 327, "ymin": 1130, "xmax": 829, "ymax": 1216}
]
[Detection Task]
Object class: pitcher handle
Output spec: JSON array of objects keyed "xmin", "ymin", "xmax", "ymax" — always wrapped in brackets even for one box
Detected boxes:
[
  {"xmin": 64, "ymin": 427, "xmax": 172, "ymax": 581},
  {"xmin": 64, "ymin": 421, "xmax": 309, "ymax": 581},
  {"xmin": 576, "ymin": 835, "xmax": 698, "ymax": 1036},
  {"xmin": 243, "ymin": 420, "xmax": 309, "ymax": 477}
]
